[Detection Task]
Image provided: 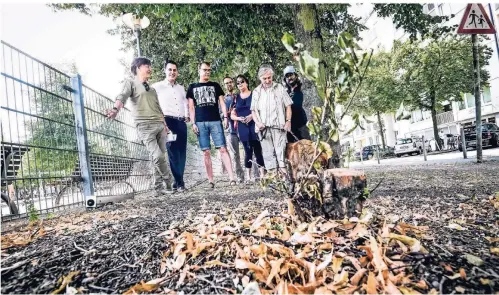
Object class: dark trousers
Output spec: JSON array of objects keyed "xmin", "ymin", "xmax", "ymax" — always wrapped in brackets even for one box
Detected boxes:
[
  {"xmin": 242, "ymin": 140, "xmax": 265, "ymax": 168},
  {"xmin": 165, "ymin": 117, "xmax": 187, "ymax": 188}
]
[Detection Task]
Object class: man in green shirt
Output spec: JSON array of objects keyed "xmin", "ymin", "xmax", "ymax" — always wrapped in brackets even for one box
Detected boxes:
[{"xmin": 105, "ymin": 57, "xmax": 172, "ymax": 196}]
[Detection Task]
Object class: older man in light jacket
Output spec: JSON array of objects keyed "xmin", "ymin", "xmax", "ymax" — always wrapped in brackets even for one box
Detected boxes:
[{"xmin": 251, "ymin": 64, "xmax": 293, "ymax": 177}]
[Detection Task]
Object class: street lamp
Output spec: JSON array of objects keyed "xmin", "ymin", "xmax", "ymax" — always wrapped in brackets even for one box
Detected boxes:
[{"xmin": 121, "ymin": 13, "xmax": 150, "ymax": 56}]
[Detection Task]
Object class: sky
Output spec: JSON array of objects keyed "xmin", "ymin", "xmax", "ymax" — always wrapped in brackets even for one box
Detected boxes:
[{"xmin": 0, "ymin": 3, "xmax": 133, "ymax": 99}]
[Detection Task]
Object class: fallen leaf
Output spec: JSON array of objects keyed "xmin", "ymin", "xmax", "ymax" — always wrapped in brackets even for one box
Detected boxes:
[
  {"xmin": 447, "ymin": 223, "xmax": 466, "ymax": 231},
  {"xmin": 242, "ymin": 276, "xmax": 250, "ymax": 287},
  {"xmin": 173, "ymin": 253, "xmax": 186, "ymax": 270},
  {"xmin": 266, "ymin": 258, "xmax": 285, "ymax": 286},
  {"xmin": 124, "ymin": 280, "xmax": 159, "ymax": 295},
  {"xmin": 480, "ymin": 278, "xmax": 490, "ymax": 285},
  {"xmin": 332, "ymin": 257, "xmax": 343, "ymax": 274},
  {"xmin": 386, "ymin": 279, "xmax": 402, "ymax": 294},
  {"xmin": 389, "ymin": 233, "xmax": 428, "ymax": 253},
  {"xmin": 289, "ymin": 232, "xmax": 315, "ymax": 245},
  {"xmin": 366, "ymin": 271, "xmax": 377, "ymax": 294},
  {"xmin": 235, "ymin": 259, "xmax": 269, "ymax": 282},
  {"xmin": 176, "ymin": 266, "xmax": 189, "ymax": 289},
  {"xmin": 485, "ymin": 237, "xmax": 499, "ymax": 243},
  {"xmin": 251, "ymin": 210, "xmax": 269, "ymax": 231},
  {"xmin": 157, "ymin": 229, "xmax": 176, "ymax": 239},
  {"xmin": 241, "ymin": 281, "xmax": 262, "ymax": 295},
  {"xmin": 317, "ymin": 253, "xmax": 333, "ymax": 272},
  {"xmin": 350, "ymin": 268, "xmax": 367, "ymax": 286},
  {"xmin": 314, "ymin": 286, "xmax": 333, "ymax": 294},
  {"xmin": 348, "ymin": 223, "xmax": 369, "ymax": 239},
  {"xmin": 51, "ymin": 271, "xmax": 80, "ymax": 294},
  {"xmin": 276, "ymin": 280, "xmax": 289, "ymax": 295},
  {"xmin": 446, "ymin": 273, "xmax": 461, "ymax": 280},
  {"xmin": 399, "ymin": 286, "xmax": 421, "ymax": 294},
  {"xmin": 414, "ymin": 280, "xmax": 428, "ymax": 290},
  {"xmin": 459, "ymin": 268, "xmax": 466, "ymax": 280},
  {"xmin": 490, "ymin": 248, "xmax": 499, "ymax": 255},
  {"xmin": 465, "ymin": 254, "xmax": 484, "ymax": 266},
  {"xmin": 204, "ymin": 260, "xmax": 231, "ymax": 268},
  {"xmin": 455, "ymin": 286, "xmax": 466, "ymax": 293},
  {"xmin": 370, "ymin": 236, "xmax": 388, "ymax": 271},
  {"xmin": 287, "ymin": 199, "xmax": 295, "ymax": 216},
  {"xmin": 282, "ymin": 227, "xmax": 291, "ymax": 241}
]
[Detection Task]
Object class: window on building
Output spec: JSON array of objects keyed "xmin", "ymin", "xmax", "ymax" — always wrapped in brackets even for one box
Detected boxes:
[
  {"xmin": 483, "ymin": 87, "xmax": 492, "ymax": 104},
  {"xmin": 466, "ymin": 93, "xmax": 474, "ymax": 108},
  {"xmin": 495, "ymin": 3, "xmax": 499, "ymax": 10},
  {"xmin": 427, "ymin": 3, "xmax": 435, "ymax": 11},
  {"xmin": 458, "ymin": 100, "xmax": 466, "ymax": 110},
  {"xmin": 443, "ymin": 104, "xmax": 452, "ymax": 112},
  {"xmin": 489, "ymin": 117, "xmax": 496, "ymax": 124},
  {"xmin": 438, "ymin": 3, "xmax": 444, "ymax": 16}
]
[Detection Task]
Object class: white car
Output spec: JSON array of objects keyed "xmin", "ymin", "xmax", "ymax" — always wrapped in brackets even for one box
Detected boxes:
[{"xmin": 395, "ymin": 137, "xmax": 431, "ymax": 157}]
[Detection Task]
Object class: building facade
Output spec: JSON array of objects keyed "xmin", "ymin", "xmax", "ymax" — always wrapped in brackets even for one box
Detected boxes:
[{"xmin": 341, "ymin": 3, "xmax": 499, "ymax": 151}]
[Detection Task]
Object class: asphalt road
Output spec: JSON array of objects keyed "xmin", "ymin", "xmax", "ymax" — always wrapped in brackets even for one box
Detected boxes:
[{"xmin": 350, "ymin": 147, "xmax": 499, "ymax": 167}]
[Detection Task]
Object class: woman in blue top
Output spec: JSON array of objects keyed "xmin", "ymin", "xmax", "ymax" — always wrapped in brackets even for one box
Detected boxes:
[{"xmin": 230, "ymin": 75, "xmax": 265, "ymax": 182}]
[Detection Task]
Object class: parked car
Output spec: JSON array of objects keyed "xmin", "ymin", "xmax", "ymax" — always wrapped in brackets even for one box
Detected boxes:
[
  {"xmin": 394, "ymin": 137, "xmax": 431, "ymax": 157},
  {"xmin": 354, "ymin": 145, "xmax": 380, "ymax": 161},
  {"xmin": 458, "ymin": 123, "xmax": 499, "ymax": 151}
]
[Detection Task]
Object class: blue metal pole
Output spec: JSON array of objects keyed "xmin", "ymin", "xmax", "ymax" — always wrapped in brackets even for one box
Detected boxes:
[
  {"xmin": 489, "ymin": 4, "xmax": 499, "ymax": 63},
  {"xmin": 71, "ymin": 74, "xmax": 95, "ymax": 207}
]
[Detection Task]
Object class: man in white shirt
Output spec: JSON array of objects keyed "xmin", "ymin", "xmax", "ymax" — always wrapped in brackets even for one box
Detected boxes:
[
  {"xmin": 251, "ymin": 64, "xmax": 293, "ymax": 177},
  {"xmin": 153, "ymin": 60, "xmax": 189, "ymax": 192}
]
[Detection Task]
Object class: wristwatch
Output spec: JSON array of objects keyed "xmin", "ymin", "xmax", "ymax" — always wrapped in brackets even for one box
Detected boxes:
[{"xmin": 112, "ymin": 107, "xmax": 118, "ymax": 111}]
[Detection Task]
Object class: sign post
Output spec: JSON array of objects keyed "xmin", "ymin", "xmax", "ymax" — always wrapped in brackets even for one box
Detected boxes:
[{"xmin": 457, "ymin": 3, "xmax": 496, "ymax": 163}]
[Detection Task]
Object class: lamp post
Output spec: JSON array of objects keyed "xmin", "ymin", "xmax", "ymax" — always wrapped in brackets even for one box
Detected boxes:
[{"xmin": 121, "ymin": 13, "xmax": 150, "ymax": 56}]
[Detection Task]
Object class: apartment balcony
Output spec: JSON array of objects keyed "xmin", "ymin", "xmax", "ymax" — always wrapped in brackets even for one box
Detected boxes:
[{"xmin": 436, "ymin": 111, "xmax": 454, "ymax": 125}]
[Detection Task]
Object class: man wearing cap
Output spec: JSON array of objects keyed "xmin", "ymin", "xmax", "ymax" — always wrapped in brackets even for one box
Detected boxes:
[{"xmin": 283, "ymin": 66, "xmax": 311, "ymax": 143}]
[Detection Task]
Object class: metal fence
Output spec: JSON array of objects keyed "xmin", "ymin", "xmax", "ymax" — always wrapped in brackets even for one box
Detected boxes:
[{"xmin": 0, "ymin": 41, "xmax": 223, "ymax": 221}]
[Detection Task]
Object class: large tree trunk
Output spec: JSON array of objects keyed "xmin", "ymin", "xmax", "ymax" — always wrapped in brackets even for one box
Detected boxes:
[
  {"xmin": 430, "ymin": 92, "xmax": 441, "ymax": 150},
  {"xmin": 376, "ymin": 111, "xmax": 386, "ymax": 149},
  {"xmin": 293, "ymin": 4, "xmax": 342, "ymax": 169}
]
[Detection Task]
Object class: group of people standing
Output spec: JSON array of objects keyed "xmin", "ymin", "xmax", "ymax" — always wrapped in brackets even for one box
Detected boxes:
[{"xmin": 106, "ymin": 57, "xmax": 310, "ymax": 196}]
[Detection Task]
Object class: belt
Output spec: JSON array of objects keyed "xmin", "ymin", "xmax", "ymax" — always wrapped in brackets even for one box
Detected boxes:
[{"xmin": 164, "ymin": 115, "xmax": 185, "ymax": 121}]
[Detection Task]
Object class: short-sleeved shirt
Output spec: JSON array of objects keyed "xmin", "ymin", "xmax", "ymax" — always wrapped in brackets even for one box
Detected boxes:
[
  {"xmin": 115, "ymin": 77, "xmax": 164, "ymax": 126},
  {"xmin": 186, "ymin": 81, "xmax": 225, "ymax": 122},
  {"xmin": 152, "ymin": 80, "xmax": 189, "ymax": 118},
  {"xmin": 250, "ymin": 83, "xmax": 293, "ymax": 128}
]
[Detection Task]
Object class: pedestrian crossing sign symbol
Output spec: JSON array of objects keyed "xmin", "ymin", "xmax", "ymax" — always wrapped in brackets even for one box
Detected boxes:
[{"xmin": 457, "ymin": 3, "xmax": 496, "ymax": 34}]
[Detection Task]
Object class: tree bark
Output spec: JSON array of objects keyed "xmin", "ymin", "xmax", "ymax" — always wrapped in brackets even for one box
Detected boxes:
[
  {"xmin": 294, "ymin": 4, "xmax": 342, "ymax": 168},
  {"xmin": 430, "ymin": 92, "xmax": 441, "ymax": 150},
  {"xmin": 376, "ymin": 111, "xmax": 386, "ymax": 149}
]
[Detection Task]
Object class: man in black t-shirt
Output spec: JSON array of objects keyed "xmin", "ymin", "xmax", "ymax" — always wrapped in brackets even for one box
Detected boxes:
[{"xmin": 187, "ymin": 62, "xmax": 236, "ymax": 188}]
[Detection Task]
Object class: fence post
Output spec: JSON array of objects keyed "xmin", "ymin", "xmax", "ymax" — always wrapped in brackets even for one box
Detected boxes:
[
  {"xmin": 375, "ymin": 137, "xmax": 380, "ymax": 164},
  {"xmin": 422, "ymin": 135, "xmax": 427, "ymax": 161},
  {"xmin": 70, "ymin": 74, "xmax": 95, "ymax": 207},
  {"xmin": 460, "ymin": 127, "xmax": 467, "ymax": 159}
]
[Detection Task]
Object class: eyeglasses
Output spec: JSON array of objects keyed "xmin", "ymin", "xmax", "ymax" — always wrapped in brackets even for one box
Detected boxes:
[
  {"xmin": 142, "ymin": 82, "xmax": 150, "ymax": 91},
  {"xmin": 236, "ymin": 81, "xmax": 245, "ymax": 85},
  {"xmin": 285, "ymin": 73, "xmax": 295, "ymax": 78}
]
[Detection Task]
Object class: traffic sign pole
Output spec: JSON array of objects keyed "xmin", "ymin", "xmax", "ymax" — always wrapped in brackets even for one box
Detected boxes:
[
  {"xmin": 457, "ymin": 3, "xmax": 496, "ymax": 163},
  {"xmin": 471, "ymin": 33, "xmax": 482, "ymax": 163}
]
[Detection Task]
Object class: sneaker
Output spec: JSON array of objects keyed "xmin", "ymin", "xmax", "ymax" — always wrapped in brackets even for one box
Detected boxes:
[{"xmin": 177, "ymin": 186, "xmax": 186, "ymax": 193}]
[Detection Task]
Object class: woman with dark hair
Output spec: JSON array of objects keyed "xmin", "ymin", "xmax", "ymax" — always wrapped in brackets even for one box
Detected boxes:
[{"xmin": 231, "ymin": 75, "xmax": 265, "ymax": 182}]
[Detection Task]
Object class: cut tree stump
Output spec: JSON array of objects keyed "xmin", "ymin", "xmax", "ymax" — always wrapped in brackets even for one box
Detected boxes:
[
  {"xmin": 292, "ymin": 168, "xmax": 367, "ymax": 221},
  {"xmin": 322, "ymin": 168, "xmax": 367, "ymax": 219}
]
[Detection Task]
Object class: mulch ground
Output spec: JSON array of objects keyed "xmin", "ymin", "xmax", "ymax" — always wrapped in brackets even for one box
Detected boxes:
[{"xmin": 1, "ymin": 161, "xmax": 498, "ymax": 294}]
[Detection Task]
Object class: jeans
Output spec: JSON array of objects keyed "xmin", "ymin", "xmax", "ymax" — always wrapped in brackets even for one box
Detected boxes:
[
  {"xmin": 165, "ymin": 117, "xmax": 187, "ymax": 188},
  {"xmin": 197, "ymin": 121, "xmax": 226, "ymax": 150},
  {"xmin": 136, "ymin": 121, "xmax": 171, "ymax": 190}
]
